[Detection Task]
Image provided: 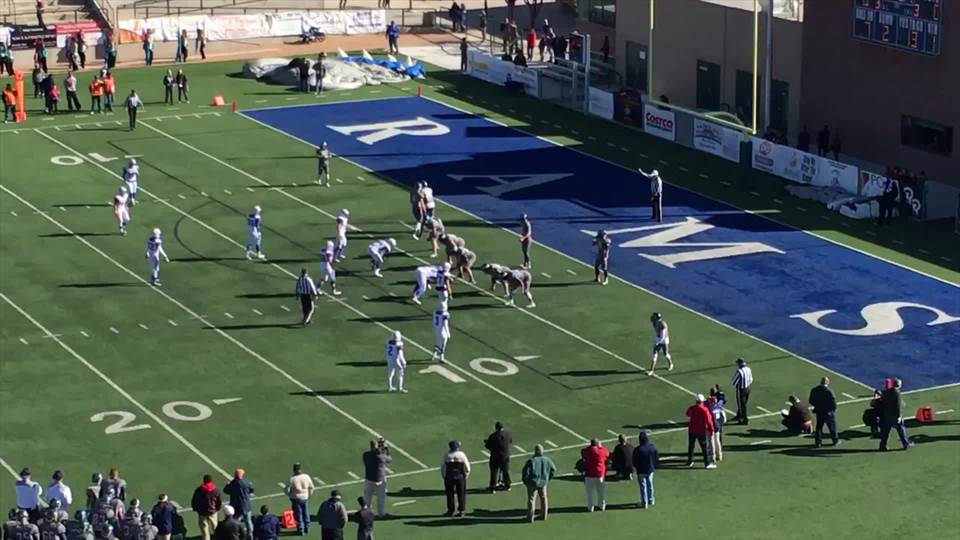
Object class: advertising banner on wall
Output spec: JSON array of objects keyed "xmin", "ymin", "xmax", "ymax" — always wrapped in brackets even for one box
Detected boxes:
[
  {"xmin": 8, "ymin": 24, "xmax": 57, "ymax": 50},
  {"xmin": 693, "ymin": 118, "xmax": 742, "ymax": 162},
  {"xmin": 467, "ymin": 50, "xmax": 540, "ymax": 97},
  {"xmin": 643, "ymin": 104, "xmax": 676, "ymax": 141},
  {"xmin": 55, "ymin": 21, "xmax": 102, "ymax": 47},
  {"xmin": 813, "ymin": 158, "xmax": 859, "ymax": 194},
  {"xmin": 751, "ymin": 137, "xmax": 859, "ymax": 194},
  {"xmin": 588, "ymin": 87, "xmax": 614, "ymax": 120}
]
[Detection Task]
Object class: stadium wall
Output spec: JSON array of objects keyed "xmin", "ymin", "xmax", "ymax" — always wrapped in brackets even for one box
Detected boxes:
[
  {"xmin": 800, "ymin": 0, "xmax": 960, "ymax": 187},
  {"xmin": 615, "ymin": 0, "xmax": 803, "ymax": 139}
]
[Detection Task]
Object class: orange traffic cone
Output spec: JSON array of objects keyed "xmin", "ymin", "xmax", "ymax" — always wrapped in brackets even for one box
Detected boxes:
[
  {"xmin": 232, "ymin": 101, "xmax": 238, "ymax": 113},
  {"xmin": 418, "ymin": 84, "xmax": 423, "ymax": 97}
]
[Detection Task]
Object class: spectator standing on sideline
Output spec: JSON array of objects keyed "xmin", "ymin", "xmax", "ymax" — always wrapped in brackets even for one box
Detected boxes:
[
  {"xmin": 440, "ymin": 441, "xmax": 470, "ymax": 517},
  {"xmin": 339, "ymin": 0, "xmax": 347, "ymax": 8},
  {"xmin": 123, "ymin": 89, "xmax": 143, "ymax": 131},
  {"xmin": 361, "ymin": 440, "xmax": 391, "ymax": 518},
  {"xmin": 286, "ymin": 463, "xmax": 315, "ymax": 535},
  {"xmin": 2, "ymin": 84, "xmax": 17, "ymax": 123},
  {"xmin": 610, "ymin": 434, "xmax": 634, "ymax": 480},
  {"xmin": 34, "ymin": 40, "xmax": 48, "ymax": 73},
  {"xmin": 797, "ymin": 125, "xmax": 811, "ymax": 153},
  {"xmin": 296, "ymin": 59, "xmax": 310, "ymax": 93},
  {"xmin": 816, "ymin": 124, "xmax": 830, "ymax": 156},
  {"xmin": 76, "ymin": 32, "xmax": 87, "ymax": 69},
  {"xmin": 686, "ymin": 394, "xmax": 717, "ymax": 469},
  {"xmin": 151, "ymin": 494, "xmax": 177, "ymax": 540},
  {"xmin": 460, "ymin": 38, "xmax": 468, "ymax": 72},
  {"xmin": 295, "ymin": 269, "xmax": 319, "ymax": 326},
  {"xmin": 252, "ymin": 505, "xmax": 280, "ymax": 540},
  {"xmin": 214, "ymin": 505, "xmax": 242, "ymax": 540},
  {"xmin": 479, "ymin": 10, "xmax": 487, "ymax": 41},
  {"xmin": 580, "ymin": 439, "xmax": 609, "ymax": 512},
  {"xmin": 0, "ymin": 43, "xmax": 14, "ymax": 75},
  {"xmin": 520, "ymin": 444, "xmax": 555, "ymax": 522},
  {"xmin": 42, "ymin": 73, "xmax": 56, "ymax": 113},
  {"xmin": 65, "ymin": 71, "xmax": 81, "ymax": 112},
  {"xmin": 85, "ymin": 473, "xmax": 102, "ymax": 512},
  {"xmin": 632, "ymin": 432, "xmax": 659, "ymax": 509},
  {"xmin": 600, "ymin": 35, "xmax": 611, "ymax": 63},
  {"xmin": 449, "ymin": 2, "xmax": 461, "ymax": 31},
  {"xmin": 484, "ymin": 422, "xmax": 512, "ymax": 492},
  {"xmin": 526, "ymin": 27, "xmax": 536, "ymax": 59},
  {"xmin": 47, "ymin": 471, "xmax": 73, "ymax": 514},
  {"xmin": 459, "ymin": 3, "xmax": 468, "ymax": 33},
  {"xmin": 863, "ymin": 389, "xmax": 883, "ymax": 435},
  {"xmin": 177, "ymin": 30, "xmax": 189, "ymax": 63},
  {"xmin": 100, "ymin": 469, "xmax": 127, "ymax": 502},
  {"xmin": 386, "ymin": 21, "xmax": 400, "ymax": 54},
  {"xmin": 15, "ymin": 468, "xmax": 42, "ymax": 520},
  {"xmin": 36, "ymin": 0, "xmax": 45, "ymax": 27},
  {"xmin": 197, "ymin": 28, "xmax": 207, "ymax": 60},
  {"xmin": 732, "ymin": 358, "xmax": 753, "ymax": 425},
  {"xmin": 223, "ymin": 469, "xmax": 254, "ymax": 537},
  {"xmin": 191, "ymin": 474, "xmax": 222, "ymax": 540},
  {"xmin": 314, "ymin": 53, "xmax": 326, "ymax": 95},
  {"xmin": 103, "ymin": 33, "xmax": 118, "ymax": 69},
  {"xmin": 780, "ymin": 395, "xmax": 813, "ymax": 434},
  {"xmin": 32, "ymin": 65, "xmax": 43, "ymax": 98},
  {"xmin": 317, "ymin": 491, "xmax": 347, "ymax": 540},
  {"xmin": 143, "ymin": 29, "xmax": 154, "ymax": 65},
  {"xmin": 830, "ymin": 131, "xmax": 842, "ymax": 161},
  {"xmin": 808, "ymin": 377, "xmax": 840, "ymax": 448},
  {"xmin": 162, "ymin": 70, "xmax": 175, "ymax": 105},
  {"xmin": 350, "ymin": 497, "xmax": 374, "ymax": 540},
  {"xmin": 879, "ymin": 378, "xmax": 913, "ymax": 451},
  {"xmin": 708, "ymin": 385, "xmax": 726, "ymax": 462},
  {"xmin": 519, "ymin": 214, "xmax": 532, "ymax": 269},
  {"xmin": 175, "ymin": 69, "xmax": 189, "ymax": 103},
  {"xmin": 878, "ymin": 176, "xmax": 898, "ymax": 226}
]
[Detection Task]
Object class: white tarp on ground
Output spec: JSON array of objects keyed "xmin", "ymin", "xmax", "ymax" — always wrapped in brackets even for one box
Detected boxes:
[
  {"xmin": 118, "ymin": 10, "xmax": 385, "ymax": 42},
  {"xmin": 242, "ymin": 56, "xmax": 405, "ymax": 90}
]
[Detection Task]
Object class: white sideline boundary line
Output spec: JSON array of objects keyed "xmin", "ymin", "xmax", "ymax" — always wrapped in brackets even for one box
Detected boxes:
[
  {"xmin": 0, "ymin": 288, "xmax": 231, "ymax": 480},
  {"xmin": 25, "ymin": 133, "xmax": 431, "ymax": 471},
  {"xmin": 233, "ymin": 110, "xmax": 842, "ymax": 401},
  {"xmin": 0, "ymin": 456, "xmax": 21, "ymax": 480},
  {"xmin": 136, "ymin": 119, "xmax": 590, "ymax": 444}
]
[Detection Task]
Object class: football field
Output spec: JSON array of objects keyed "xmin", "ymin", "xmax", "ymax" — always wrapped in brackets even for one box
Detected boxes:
[{"xmin": 1, "ymin": 56, "xmax": 958, "ymax": 539}]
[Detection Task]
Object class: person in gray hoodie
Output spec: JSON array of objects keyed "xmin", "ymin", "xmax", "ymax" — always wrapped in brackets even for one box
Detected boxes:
[{"xmin": 317, "ymin": 491, "xmax": 347, "ymax": 540}]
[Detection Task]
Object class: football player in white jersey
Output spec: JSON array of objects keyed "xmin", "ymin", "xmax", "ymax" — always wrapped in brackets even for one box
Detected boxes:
[
  {"xmin": 112, "ymin": 186, "xmax": 130, "ymax": 235},
  {"xmin": 145, "ymin": 228, "xmax": 170, "ymax": 287},
  {"xmin": 386, "ymin": 330, "xmax": 407, "ymax": 393},
  {"xmin": 368, "ymin": 238, "xmax": 397, "ymax": 278},
  {"xmin": 245, "ymin": 205, "xmax": 265, "ymax": 260},
  {"xmin": 419, "ymin": 180, "xmax": 436, "ymax": 225},
  {"xmin": 435, "ymin": 262, "xmax": 453, "ymax": 311},
  {"xmin": 121, "ymin": 159, "xmax": 139, "ymax": 206},
  {"xmin": 411, "ymin": 265, "xmax": 438, "ymax": 305},
  {"xmin": 411, "ymin": 182, "xmax": 425, "ymax": 239},
  {"xmin": 319, "ymin": 240, "xmax": 341, "ymax": 296},
  {"xmin": 333, "ymin": 209, "xmax": 350, "ymax": 261},
  {"xmin": 432, "ymin": 309, "xmax": 450, "ymax": 363},
  {"xmin": 647, "ymin": 312, "xmax": 673, "ymax": 375}
]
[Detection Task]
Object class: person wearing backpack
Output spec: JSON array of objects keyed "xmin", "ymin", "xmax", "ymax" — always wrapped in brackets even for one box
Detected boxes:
[{"xmin": 520, "ymin": 445, "xmax": 556, "ymax": 522}]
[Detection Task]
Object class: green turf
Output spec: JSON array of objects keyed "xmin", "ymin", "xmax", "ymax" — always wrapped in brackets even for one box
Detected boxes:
[{"xmin": 1, "ymin": 56, "xmax": 958, "ymax": 540}]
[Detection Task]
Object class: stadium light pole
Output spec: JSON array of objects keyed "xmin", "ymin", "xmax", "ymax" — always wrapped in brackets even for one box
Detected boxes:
[
  {"xmin": 752, "ymin": 0, "xmax": 759, "ymax": 134},
  {"xmin": 648, "ymin": 0, "xmax": 655, "ymax": 100},
  {"xmin": 763, "ymin": 0, "xmax": 774, "ymax": 133}
]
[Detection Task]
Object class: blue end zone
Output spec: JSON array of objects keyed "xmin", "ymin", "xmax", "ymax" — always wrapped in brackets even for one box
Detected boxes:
[{"xmin": 244, "ymin": 97, "xmax": 960, "ymax": 391}]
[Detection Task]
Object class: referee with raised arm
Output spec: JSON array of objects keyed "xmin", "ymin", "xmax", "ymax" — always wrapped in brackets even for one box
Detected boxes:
[
  {"xmin": 640, "ymin": 169, "xmax": 663, "ymax": 222},
  {"xmin": 295, "ymin": 268, "xmax": 319, "ymax": 326},
  {"xmin": 732, "ymin": 358, "xmax": 754, "ymax": 425}
]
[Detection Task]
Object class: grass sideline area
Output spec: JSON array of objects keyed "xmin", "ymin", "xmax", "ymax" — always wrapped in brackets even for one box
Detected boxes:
[{"xmin": 1, "ymin": 55, "xmax": 958, "ymax": 540}]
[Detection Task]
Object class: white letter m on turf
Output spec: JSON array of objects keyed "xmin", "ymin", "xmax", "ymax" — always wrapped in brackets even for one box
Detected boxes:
[{"xmin": 327, "ymin": 117, "xmax": 450, "ymax": 145}]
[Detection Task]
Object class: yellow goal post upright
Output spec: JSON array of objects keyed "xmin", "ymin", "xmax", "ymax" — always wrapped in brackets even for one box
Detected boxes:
[{"xmin": 646, "ymin": 0, "xmax": 760, "ymax": 136}]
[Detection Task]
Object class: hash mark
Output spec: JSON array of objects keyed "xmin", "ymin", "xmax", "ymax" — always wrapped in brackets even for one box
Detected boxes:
[
  {"xmin": 565, "ymin": 269, "xmax": 576, "ymax": 276},
  {"xmin": 620, "ymin": 146, "xmax": 629, "ymax": 152},
  {"xmin": 941, "ymin": 257, "xmax": 953, "ymax": 262},
  {"xmin": 756, "ymin": 406, "xmax": 772, "ymax": 414},
  {"xmin": 749, "ymin": 191, "xmax": 761, "ymax": 196},
  {"xmin": 109, "ymin": 327, "xmax": 119, "ymax": 334},
  {"xmin": 773, "ymin": 198, "xmax": 783, "ymax": 204},
  {"xmin": 679, "ymin": 166, "xmax": 689, "ymax": 172},
  {"xmin": 842, "ymin": 392, "xmax": 857, "ymax": 400},
  {"xmin": 750, "ymin": 439, "xmax": 772, "ymax": 446},
  {"xmin": 540, "ymin": 272, "xmax": 551, "ymax": 278},
  {"xmin": 606, "ymin": 429, "xmax": 619, "ymax": 436},
  {"xmin": 19, "ymin": 338, "xmax": 28, "ymax": 345},
  {"xmin": 280, "ymin": 305, "xmax": 290, "ymax": 312},
  {"xmin": 719, "ymin": 180, "xmax": 731, "ymax": 186},
  {"xmin": 80, "ymin": 330, "xmax": 89, "ymax": 337},
  {"xmin": 224, "ymin": 312, "xmax": 234, "ymax": 319},
  {"xmin": 892, "ymin": 239, "xmax": 905, "ymax": 245},
  {"xmin": 667, "ymin": 420, "xmax": 677, "ymax": 425},
  {"xmin": 201, "ymin": 192, "xmax": 208, "ymax": 197},
  {"xmin": 138, "ymin": 323, "xmax": 149, "ymax": 330},
  {"xmin": 59, "ymin": 206, "xmax": 67, "ymax": 212},
  {"xmin": 177, "ymin": 194, "xmax": 186, "ymax": 199},
  {"xmin": 513, "ymin": 445, "xmax": 526, "ymax": 453},
  {"xmin": 658, "ymin": 160, "xmax": 668, "ymax": 165},
  {"xmin": 9, "ymin": 211, "xmax": 17, "ymax": 217},
  {"xmin": 346, "ymin": 472, "xmax": 360, "ymax": 480},
  {"xmin": 699, "ymin": 173, "xmax": 710, "ymax": 179},
  {"xmin": 481, "ymin": 450, "xmax": 490, "ymax": 457},
  {"xmin": 795, "ymin": 206, "xmax": 808, "ymax": 212},
  {"xmin": 168, "ymin": 319, "xmax": 178, "ymax": 326},
  {"xmin": 252, "ymin": 309, "xmax": 263, "ymax": 316},
  {"xmin": 223, "ymin": 189, "xmax": 232, "ymax": 195},
  {"xmin": 544, "ymin": 440, "xmax": 558, "ymax": 448},
  {"xmin": 819, "ymin": 216, "xmax": 832, "ymax": 221},
  {"xmin": 246, "ymin": 187, "xmax": 255, "ymax": 192},
  {"xmin": 336, "ymin": 178, "xmax": 343, "ymax": 183},
  {"xmin": 392, "ymin": 500, "xmax": 416, "ymax": 507},
  {"xmin": 918, "ymin": 248, "xmax": 930, "ymax": 254}
]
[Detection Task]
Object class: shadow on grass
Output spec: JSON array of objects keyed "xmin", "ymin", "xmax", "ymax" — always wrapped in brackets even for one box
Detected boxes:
[
  {"xmin": 59, "ymin": 282, "xmax": 139, "ymax": 288},
  {"xmin": 204, "ymin": 323, "xmax": 298, "ymax": 330},
  {"xmin": 289, "ymin": 389, "xmax": 383, "ymax": 397},
  {"xmin": 40, "ymin": 232, "xmax": 116, "ymax": 238}
]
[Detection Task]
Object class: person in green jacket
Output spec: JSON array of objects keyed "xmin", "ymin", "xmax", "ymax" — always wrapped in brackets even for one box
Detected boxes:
[{"xmin": 521, "ymin": 445, "xmax": 556, "ymax": 522}]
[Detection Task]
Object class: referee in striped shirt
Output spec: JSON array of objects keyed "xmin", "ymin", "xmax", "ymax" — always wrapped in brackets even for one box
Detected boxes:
[
  {"xmin": 295, "ymin": 268, "xmax": 319, "ymax": 326},
  {"xmin": 732, "ymin": 358, "xmax": 754, "ymax": 425}
]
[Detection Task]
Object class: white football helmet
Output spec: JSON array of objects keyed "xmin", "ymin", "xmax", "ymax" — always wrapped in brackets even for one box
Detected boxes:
[
  {"xmin": 128, "ymin": 158, "xmax": 137, "ymax": 167},
  {"xmin": 253, "ymin": 205, "xmax": 262, "ymax": 214},
  {"xmin": 119, "ymin": 186, "xmax": 128, "ymax": 194},
  {"xmin": 442, "ymin": 262, "xmax": 451, "ymax": 272},
  {"xmin": 326, "ymin": 240, "xmax": 334, "ymax": 249},
  {"xmin": 152, "ymin": 228, "xmax": 161, "ymax": 237},
  {"xmin": 388, "ymin": 238, "xmax": 397, "ymax": 248},
  {"xmin": 340, "ymin": 209, "xmax": 350, "ymax": 217},
  {"xmin": 393, "ymin": 330, "xmax": 402, "ymax": 343}
]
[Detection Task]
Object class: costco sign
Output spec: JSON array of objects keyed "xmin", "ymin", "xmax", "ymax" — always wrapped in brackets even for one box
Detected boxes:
[{"xmin": 643, "ymin": 105, "xmax": 676, "ymax": 141}]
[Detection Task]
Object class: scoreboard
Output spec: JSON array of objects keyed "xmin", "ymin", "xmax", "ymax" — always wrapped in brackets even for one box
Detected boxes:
[{"xmin": 852, "ymin": 0, "xmax": 943, "ymax": 56}]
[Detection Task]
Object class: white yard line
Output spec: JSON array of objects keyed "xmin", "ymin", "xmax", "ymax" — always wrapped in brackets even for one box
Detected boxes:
[
  {"xmin": 513, "ymin": 445, "xmax": 526, "ymax": 454},
  {"xmin": 749, "ymin": 439, "xmax": 772, "ymax": 445},
  {"xmin": 18, "ymin": 137, "xmax": 434, "ymax": 470},
  {"xmin": 565, "ymin": 269, "xmax": 576, "ymax": 275},
  {"xmin": 937, "ymin": 409, "xmax": 955, "ymax": 415},
  {"xmin": 545, "ymin": 440, "xmax": 558, "ymax": 448},
  {"xmin": 842, "ymin": 392, "xmax": 857, "ymax": 400},
  {"xmin": 346, "ymin": 471, "xmax": 360, "ymax": 480},
  {"xmin": 280, "ymin": 305, "xmax": 290, "ymax": 312},
  {"xmin": 224, "ymin": 312, "xmax": 234, "ymax": 319},
  {"xmin": 168, "ymin": 319, "xmax": 178, "ymax": 326},
  {"xmin": 140, "ymin": 119, "xmax": 592, "ymax": 443},
  {"xmin": 392, "ymin": 500, "xmax": 416, "ymax": 507},
  {"xmin": 0, "ymin": 290, "xmax": 231, "ymax": 479},
  {"xmin": 756, "ymin": 406, "xmax": 772, "ymax": 414},
  {"xmin": 0, "ymin": 456, "xmax": 21, "ymax": 479}
]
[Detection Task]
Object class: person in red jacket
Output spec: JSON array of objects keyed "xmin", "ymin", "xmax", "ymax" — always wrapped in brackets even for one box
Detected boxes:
[
  {"xmin": 686, "ymin": 394, "xmax": 717, "ymax": 469},
  {"xmin": 580, "ymin": 439, "xmax": 610, "ymax": 512}
]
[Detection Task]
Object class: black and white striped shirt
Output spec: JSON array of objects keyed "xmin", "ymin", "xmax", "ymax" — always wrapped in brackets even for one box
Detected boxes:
[
  {"xmin": 295, "ymin": 275, "xmax": 318, "ymax": 296},
  {"xmin": 732, "ymin": 366, "xmax": 754, "ymax": 390}
]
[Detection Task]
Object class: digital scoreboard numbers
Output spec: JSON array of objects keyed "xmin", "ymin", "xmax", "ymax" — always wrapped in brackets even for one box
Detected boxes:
[{"xmin": 852, "ymin": 0, "xmax": 943, "ymax": 56}]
